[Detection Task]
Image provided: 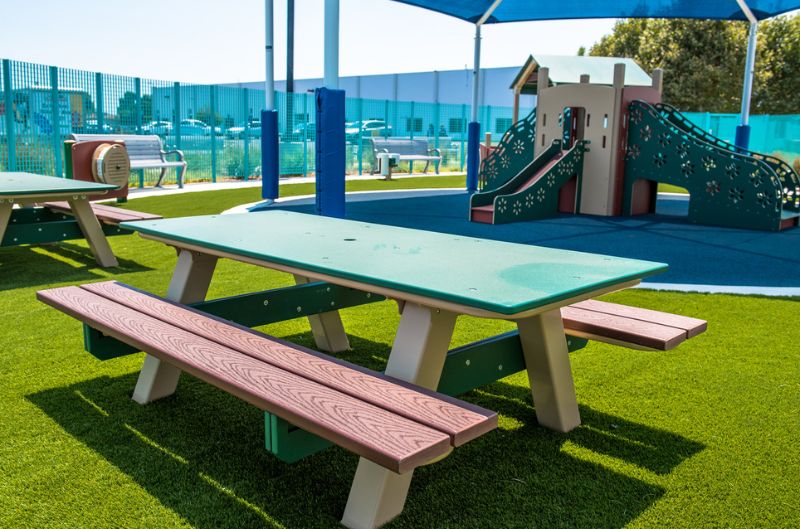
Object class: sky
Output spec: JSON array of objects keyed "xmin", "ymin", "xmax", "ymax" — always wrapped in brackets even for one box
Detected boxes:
[{"xmin": 0, "ymin": 0, "xmax": 618, "ymax": 83}]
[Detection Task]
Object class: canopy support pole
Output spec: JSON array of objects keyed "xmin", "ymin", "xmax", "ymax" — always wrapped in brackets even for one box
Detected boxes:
[
  {"xmin": 261, "ymin": 0, "xmax": 279, "ymax": 201},
  {"xmin": 466, "ymin": 0, "xmax": 503, "ymax": 193},
  {"xmin": 324, "ymin": 0, "xmax": 339, "ymax": 88},
  {"xmin": 466, "ymin": 24, "xmax": 481, "ymax": 192},
  {"xmin": 735, "ymin": 0, "xmax": 758, "ymax": 150},
  {"xmin": 316, "ymin": 0, "xmax": 345, "ymax": 218}
]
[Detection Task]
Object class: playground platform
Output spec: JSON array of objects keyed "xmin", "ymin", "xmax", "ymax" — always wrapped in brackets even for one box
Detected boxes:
[{"xmin": 243, "ymin": 190, "xmax": 800, "ymax": 295}]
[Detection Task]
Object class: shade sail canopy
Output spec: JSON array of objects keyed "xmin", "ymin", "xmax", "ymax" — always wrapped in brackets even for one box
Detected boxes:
[{"xmin": 390, "ymin": 1, "xmax": 800, "ymax": 23}]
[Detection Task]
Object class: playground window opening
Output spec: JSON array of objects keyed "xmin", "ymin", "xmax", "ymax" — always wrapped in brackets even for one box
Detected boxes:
[
  {"xmin": 603, "ymin": 114, "xmax": 609, "ymax": 128},
  {"xmin": 586, "ymin": 114, "xmax": 591, "ymax": 127}
]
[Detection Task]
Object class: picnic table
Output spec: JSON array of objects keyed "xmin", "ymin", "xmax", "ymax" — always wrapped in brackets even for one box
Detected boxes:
[
  {"xmin": 0, "ymin": 172, "xmax": 120, "ymax": 266},
  {"xmin": 112, "ymin": 210, "xmax": 668, "ymax": 528}
]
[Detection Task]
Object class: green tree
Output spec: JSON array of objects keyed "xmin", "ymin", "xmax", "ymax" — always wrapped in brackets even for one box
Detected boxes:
[
  {"xmin": 195, "ymin": 106, "xmax": 223, "ymax": 126},
  {"xmin": 116, "ymin": 92, "xmax": 152, "ymax": 126},
  {"xmin": 589, "ymin": 16, "xmax": 800, "ymax": 114}
]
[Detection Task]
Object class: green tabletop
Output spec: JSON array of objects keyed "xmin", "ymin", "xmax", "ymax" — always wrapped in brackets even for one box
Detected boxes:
[
  {"xmin": 122, "ymin": 210, "xmax": 668, "ymax": 315},
  {"xmin": 0, "ymin": 172, "xmax": 116, "ymax": 197}
]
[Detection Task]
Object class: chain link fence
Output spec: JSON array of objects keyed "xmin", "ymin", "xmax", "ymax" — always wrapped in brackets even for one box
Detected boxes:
[
  {"xmin": 0, "ymin": 58, "xmax": 529, "ymax": 186},
  {"xmin": 1, "ymin": 58, "xmax": 798, "ymax": 186}
]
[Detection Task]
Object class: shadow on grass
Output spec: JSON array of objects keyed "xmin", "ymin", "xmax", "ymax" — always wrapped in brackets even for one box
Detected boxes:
[
  {"xmin": 26, "ymin": 333, "xmax": 704, "ymax": 529},
  {"xmin": 0, "ymin": 242, "xmax": 152, "ymax": 291}
]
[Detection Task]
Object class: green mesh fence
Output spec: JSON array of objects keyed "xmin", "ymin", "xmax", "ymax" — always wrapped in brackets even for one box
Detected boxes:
[{"xmin": 3, "ymin": 57, "xmax": 797, "ymax": 186}]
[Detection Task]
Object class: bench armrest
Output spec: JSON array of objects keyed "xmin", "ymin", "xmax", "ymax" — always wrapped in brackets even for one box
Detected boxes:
[
  {"xmin": 428, "ymin": 148, "xmax": 441, "ymax": 157},
  {"xmin": 161, "ymin": 149, "xmax": 186, "ymax": 162}
]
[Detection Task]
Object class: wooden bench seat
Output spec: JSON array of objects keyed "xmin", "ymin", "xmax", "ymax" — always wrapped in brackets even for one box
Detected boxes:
[
  {"xmin": 561, "ymin": 299, "xmax": 707, "ymax": 351},
  {"xmin": 43, "ymin": 201, "xmax": 162, "ymax": 226},
  {"xmin": 37, "ymin": 281, "xmax": 497, "ymax": 474}
]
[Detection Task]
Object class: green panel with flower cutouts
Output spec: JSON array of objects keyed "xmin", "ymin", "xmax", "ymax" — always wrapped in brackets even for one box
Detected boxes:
[{"xmin": 623, "ymin": 100, "xmax": 792, "ymax": 231}]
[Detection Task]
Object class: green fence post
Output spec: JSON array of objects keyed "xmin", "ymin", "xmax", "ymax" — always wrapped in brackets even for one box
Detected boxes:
[
  {"xmin": 485, "ymin": 105, "xmax": 492, "ymax": 139},
  {"xmin": 460, "ymin": 104, "xmax": 466, "ymax": 172},
  {"xmin": 242, "ymin": 87, "xmax": 249, "ymax": 181},
  {"xmin": 409, "ymin": 101, "xmax": 415, "ymax": 173},
  {"xmin": 2, "ymin": 59, "xmax": 16, "ymax": 171},
  {"xmin": 173, "ymin": 82, "xmax": 181, "ymax": 183},
  {"xmin": 357, "ymin": 96, "xmax": 363, "ymax": 175},
  {"xmin": 95, "ymin": 72, "xmax": 104, "ymax": 133},
  {"xmin": 384, "ymin": 100, "xmax": 389, "ymax": 139},
  {"xmin": 210, "ymin": 85, "xmax": 217, "ymax": 183},
  {"xmin": 134, "ymin": 77, "xmax": 144, "ymax": 188},
  {"xmin": 434, "ymin": 101, "xmax": 440, "ymax": 158},
  {"xmin": 302, "ymin": 92, "xmax": 308, "ymax": 178},
  {"xmin": 49, "ymin": 66, "xmax": 63, "ymax": 177}
]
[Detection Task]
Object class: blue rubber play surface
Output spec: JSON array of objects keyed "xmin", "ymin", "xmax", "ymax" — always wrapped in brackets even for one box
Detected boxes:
[{"xmin": 263, "ymin": 191, "xmax": 800, "ymax": 288}]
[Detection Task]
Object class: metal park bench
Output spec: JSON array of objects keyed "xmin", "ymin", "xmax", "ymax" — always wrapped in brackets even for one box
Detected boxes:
[
  {"xmin": 70, "ymin": 134, "xmax": 187, "ymax": 188},
  {"xmin": 370, "ymin": 138, "xmax": 441, "ymax": 177}
]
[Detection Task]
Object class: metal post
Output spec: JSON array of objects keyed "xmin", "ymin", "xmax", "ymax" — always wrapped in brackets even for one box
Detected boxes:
[
  {"xmin": 134, "ymin": 77, "xmax": 144, "ymax": 188},
  {"xmin": 471, "ymin": 25, "xmax": 481, "ymax": 124},
  {"xmin": 49, "ymin": 66, "xmax": 63, "ymax": 177},
  {"xmin": 323, "ymin": 0, "xmax": 339, "ymax": 88},
  {"xmin": 261, "ymin": 0, "xmax": 279, "ymax": 200},
  {"xmin": 357, "ymin": 95, "xmax": 363, "ymax": 175},
  {"xmin": 243, "ymin": 88, "xmax": 250, "ymax": 180},
  {"xmin": 384, "ymin": 100, "xmax": 389, "ymax": 139},
  {"xmin": 302, "ymin": 92, "xmax": 308, "ymax": 178},
  {"xmin": 460, "ymin": 104, "xmax": 466, "ymax": 172},
  {"xmin": 735, "ymin": 21, "xmax": 758, "ymax": 150},
  {"xmin": 433, "ymin": 71, "xmax": 440, "ymax": 155},
  {"xmin": 210, "ymin": 85, "xmax": 217, "ymax": 183},
  {"xmin": 173, "ymin": 82, "xmax": 182, "ymax": 185},
  {"xmin": 286, "ymin": 0, "xmax": 295, "ymax": 134},
  {"xmin": 95, "ymin": 72, "xmax": 105, "ymax": 133},
  {"xmin": 264, "ymin": 0, "xmax": 275, "ymax": 111},
  {"xmin": 2, "ymin": 59, "xmax": 17, "ymax": 171}
]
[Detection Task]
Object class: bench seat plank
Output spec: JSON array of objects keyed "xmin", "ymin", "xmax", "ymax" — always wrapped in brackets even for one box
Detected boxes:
[
  {"xmin": 43, "ymin": 201, "xmax": 162, "ymax": 225},
  {"xmin": 570, "ymin": 299, "xmax": 707, "ymax": 338},
  {"xmin": 561, "ymin": 305, "xmax": 688, "ymax": 350},
  {"xmin": 81, "ymin": 281, "xmax": 497, "ymax": 446},
  {"xmin": 37, "ymin": 285, "xmax": 454, "ymax": 474}
]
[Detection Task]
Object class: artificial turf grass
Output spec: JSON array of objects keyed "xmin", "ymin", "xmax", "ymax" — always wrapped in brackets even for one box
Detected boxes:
[{"xmin": 1, "ymin": 182, "xmax": 799, "ymax": 528}]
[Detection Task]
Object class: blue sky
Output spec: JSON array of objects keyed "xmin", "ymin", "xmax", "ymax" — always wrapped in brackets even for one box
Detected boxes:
[{"xmin": 0, "ymin": 0, "xmax": 618, "ymax": 83}]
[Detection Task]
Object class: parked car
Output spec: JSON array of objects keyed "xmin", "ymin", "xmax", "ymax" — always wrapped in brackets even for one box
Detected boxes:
[
  {"xmin": 142, "ymin": 120, "xmax": 172, "ymax": 135},
  {"xmin": 226, "ymin": 121, "xmax": 262, "ymax": 139},
  {"xmin": 75, "ymin": 119, "xmax": 115, "ymax": 134},
  {"xmin": 179, "ymin": 119, "xmax": 211, "ymax": 136},
  {"xmin": 290, "ymin": 122, "xmax": 316, "ymax": 140},
  {"xmin": 345, "ymin": 120, "xmax": 392, "ymax": 138}
]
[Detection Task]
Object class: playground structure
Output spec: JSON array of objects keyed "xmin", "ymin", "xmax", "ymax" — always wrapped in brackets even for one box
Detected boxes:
[{"xmin": 471, "ymin": 61, "xmax": 800, "ymax": 231}]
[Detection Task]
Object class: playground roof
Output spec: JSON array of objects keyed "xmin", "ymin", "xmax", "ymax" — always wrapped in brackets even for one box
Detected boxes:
[
  {"xmin": 510, "ymin": 55, "xmax": 652, "ymax": 94},
  {"xmin": 391, "ymin": 1, "xmax": 800, "ymax": 23}
]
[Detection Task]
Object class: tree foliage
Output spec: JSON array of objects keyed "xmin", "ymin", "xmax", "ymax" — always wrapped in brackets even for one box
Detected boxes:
[
  {"xmin": 116, "ymin": 92, "xmax": 152, "ymax": 124},
  {"xmin": 589, "ymin": 16, "xmax": 800, "ymax": 114}
]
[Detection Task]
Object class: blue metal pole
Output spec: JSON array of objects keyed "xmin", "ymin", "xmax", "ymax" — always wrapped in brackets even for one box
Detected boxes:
[
  {"xmin": 261, "ymin": 0, "xmax": 279, "ymax": 200},
  {"xmin": 466, "ymin": 24, "xmax": 482, "ymax": 191},
  {"xmin": 735, "ymin": 21, "xmax": 758, "ymax": 150}
]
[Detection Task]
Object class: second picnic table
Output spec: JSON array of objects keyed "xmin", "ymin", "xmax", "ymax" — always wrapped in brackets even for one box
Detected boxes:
[{"xmin": 0, "ymin": 172, "xmax": 120, "ymax": 266}]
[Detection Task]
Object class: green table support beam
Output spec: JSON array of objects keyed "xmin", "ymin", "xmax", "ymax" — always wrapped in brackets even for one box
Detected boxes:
[
  {"xmin": 80, "ymin": 281, "xmax": 386, "ymax": 360},
  {"xmin": 1, "ymin": 217, "xmax": 128, "ymax": 247}
]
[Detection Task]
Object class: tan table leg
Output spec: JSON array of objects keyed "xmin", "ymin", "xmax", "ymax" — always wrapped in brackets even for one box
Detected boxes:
[
  {"xmin": 67, "ymin": 198, "xmax": 118, "ymax": 267},
  {"xmin": 132, "ymin": 250, "xmax": 218, "ymax": 404},
  {"xmin": 518, "ymin": 309, "xmax": 581, "ymax": 432},
  {"xmin": 0, "ymin": 200, "xmax": 12, "ymax": 244},
  {"xmin": 294, "ymin": 274, "xmax": 350, "ymax": 352},
  {"xmin": 341, "ymin": 303, "xmax": 457, "ymax": 529}
]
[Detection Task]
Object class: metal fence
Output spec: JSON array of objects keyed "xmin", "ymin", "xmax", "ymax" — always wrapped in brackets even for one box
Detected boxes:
[
  {"xmin": 0, "ymin": 58, "xmax": 529, "ymax": 187},
  {"xmin": 2, "ymin": 57, "xmax": 798, "ymax": 187}
]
